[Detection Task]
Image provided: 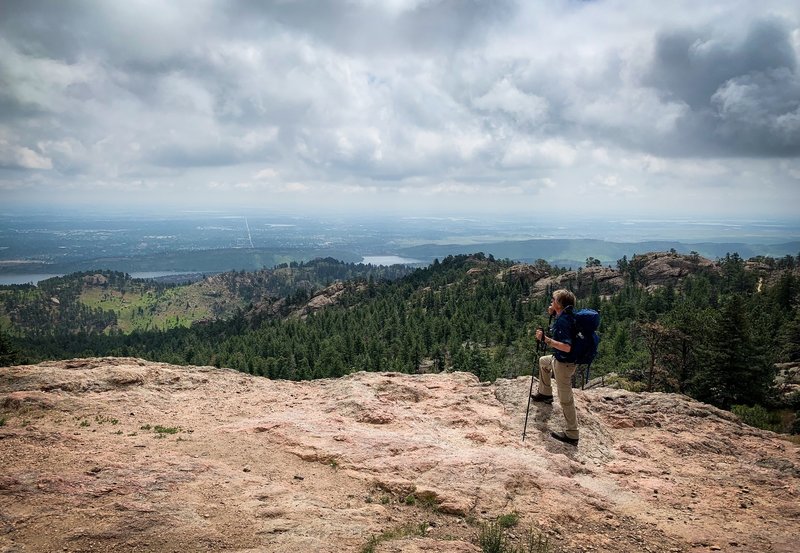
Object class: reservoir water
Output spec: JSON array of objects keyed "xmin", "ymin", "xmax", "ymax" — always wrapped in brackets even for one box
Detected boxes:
[
  {"xmin": 0, "ymin": 271, "xmax": 205, "ymax": 286},
  {"xmin": 360, "ymin": 255, "xmax": 422, "ymax": 266},
  {"xmin": 0, "ymin": 261, "xmax": 422, "ymax": 285},
  {"xmin": 0, "ymin": 274, "xmax": 62, "ymax": 286}
]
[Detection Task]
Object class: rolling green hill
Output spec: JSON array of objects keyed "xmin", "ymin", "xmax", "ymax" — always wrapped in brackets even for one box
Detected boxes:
[{"xmin": 0, "ymin": 259, "xmax": 413, "ymax": 336}]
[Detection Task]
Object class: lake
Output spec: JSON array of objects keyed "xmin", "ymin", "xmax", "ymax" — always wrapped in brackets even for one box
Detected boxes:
[
  {"xmin": 0, "ymin": 271, "xmax": 207, "ymax": 286},
  {"xmin": 360, "ymin": 255, "xmax": 422, "ymax": 266}
]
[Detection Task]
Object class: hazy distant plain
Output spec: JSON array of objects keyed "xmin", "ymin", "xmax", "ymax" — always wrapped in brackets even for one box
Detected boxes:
[{"xmin": 1, "ymin": 209, "xmax": 798, "ymax": 284}]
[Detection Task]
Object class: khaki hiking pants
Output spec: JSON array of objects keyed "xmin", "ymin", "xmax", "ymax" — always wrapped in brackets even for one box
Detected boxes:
[{"xmin": 538, "ymin": 354, "xmax": 579, "ymax": 440}]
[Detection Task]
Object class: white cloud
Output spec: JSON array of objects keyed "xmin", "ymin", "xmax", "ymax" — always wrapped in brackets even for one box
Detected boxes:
[
  {"xmin": 253, "ymin": 168, "xmax": 279, "ymax": 181},
  {"xmin": 0, "ymin": 138, "xmax": 53, "ymax": 170},
  {"xmin": 501, "ymin": 138, "xmax": 577, "ymax": 168},
  {"xmin": 284, "ymin": 182, "xmax": 310, "ymax": 193},
  {"xmin": 472, "ymin": 77, "xmax": 549, "ymax": 125},
  {"xmin": 567, "ymin": 87, "xmax": 688, "ymax": 135},
  {"xmin": 588, "ymin": 174, "xmax": 639, "ymax": 196},
  {"xmin": 0, "ymin": 0, "xmax": 797, "ymax": 218}
]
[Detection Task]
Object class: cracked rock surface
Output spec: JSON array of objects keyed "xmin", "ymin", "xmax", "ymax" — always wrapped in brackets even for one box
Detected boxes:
[{"xmin": 1, "ymin": 357, "xmax": 798, "ymax": 552}]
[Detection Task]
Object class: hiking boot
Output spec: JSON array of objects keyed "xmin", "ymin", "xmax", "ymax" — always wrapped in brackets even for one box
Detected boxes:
[
  {"xmin": 530, "ymin": 393, "xmax": 553, "ymax": 404},
  {"xmin": 550, "ymin": 431, "xmax": 579, "ymax": 446}
]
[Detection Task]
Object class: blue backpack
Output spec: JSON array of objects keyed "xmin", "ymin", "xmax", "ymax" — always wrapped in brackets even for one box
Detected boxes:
[{"xmin": 570, "ymin": 308, "xmax": 601, "ymax": 367}]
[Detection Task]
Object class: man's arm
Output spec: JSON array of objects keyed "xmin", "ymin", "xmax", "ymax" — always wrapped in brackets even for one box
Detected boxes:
[{"xmin": 544, "ymin": 335, "xmax": 571, "ymax": 353}]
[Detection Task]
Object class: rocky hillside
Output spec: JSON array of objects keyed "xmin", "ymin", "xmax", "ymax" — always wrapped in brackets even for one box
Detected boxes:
[
  {"xmin": 1, "ymin": 358, "xmax": 798, "ymax": 552},
  {"xmin": 0, "ymin": 260, "xmax": 412, "ymax": 335},
  {"xmin": 500, "ymin": 251, "xmax": 721, "ymax": 298},
  {"xmin": 3, "ymin": 252, "xmax": 792, "ymax": 338}
]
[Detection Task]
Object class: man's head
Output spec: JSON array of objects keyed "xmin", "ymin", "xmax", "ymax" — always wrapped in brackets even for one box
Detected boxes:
[{"xmin": 552, "ymin": 289, "xmax": 576, "ymax": 311}]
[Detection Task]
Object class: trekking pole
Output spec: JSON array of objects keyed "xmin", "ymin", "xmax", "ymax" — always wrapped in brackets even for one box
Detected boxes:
[
  {"xmin": 522, "ymin": 313, "xmax": 553, "ymax": 442},
  {"xmin": 522, "ymin": 334, "xmax": 540, "ymax": 442},
  {"xmin": 522, "ymin": 352, "xmax": 536, "ymax": 441}
]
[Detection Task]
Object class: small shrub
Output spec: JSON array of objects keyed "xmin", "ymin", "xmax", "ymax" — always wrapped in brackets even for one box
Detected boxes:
[
  {"xmin": 360, "ymin": 536, "xmax": 378, "ymax": 553},
  {"xmin": 477, "ymin": 520, "xmax": 553, "ymax": 553},
  {"xmin": 732, "ymin": 404, "xmax": 781, "ymax": 432},
  {"xmin": 420, "ymin": 496, "xmax": 439, "ymax": 510},
  {"xmin": 478, "ymin": 521, "xmax": 504, "ymax": 553},
  {"xmin": 399, "ymin": 491, "xmax": 438, "ymax": 510},
  {"xmin": 360, "ymin": 523, "xmax": 427, "ymax": 553},
  {"xmin": 79, "ymin": 420, "xmax": 90, "ymax": 427},
  {"xmin": 520, "ymin": 528, "xmax": 552, "ymax": 553},
  {"xmin": 497, "ymin": 512, "xmax": 519, "ymax": 529},
  {"xmin": 153, "ymin": 425, "xmax": 179, "ymax": 434},
  {"xmin": 0, "ymin": 416, "xmax": 6, "ymax": 427}
]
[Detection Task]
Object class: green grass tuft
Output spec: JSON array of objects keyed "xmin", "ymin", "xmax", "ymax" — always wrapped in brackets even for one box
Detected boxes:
[
  {"xmin": 360, "ymin": 523, "xmax": 428, "ymax": 553},
  {"xmin": 153, "ymin": 425, "xmax": 179, "ymax": 434},
  {"xmin": 477, "ymin": 519, "xmax": 553, "ymax": 553},
  {"xmin": 496, "ymin": 512, "xmax": 519, "ymax": 529}
]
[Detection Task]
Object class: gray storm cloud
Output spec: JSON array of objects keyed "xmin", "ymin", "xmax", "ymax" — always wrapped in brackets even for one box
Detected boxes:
[
  {"xmin": 0, "ymin": 0, "xmax": 798, "ymax": 216},
  {"xmin": 646, "ymin": 18, "xmax": 800, "ymax": 156}
]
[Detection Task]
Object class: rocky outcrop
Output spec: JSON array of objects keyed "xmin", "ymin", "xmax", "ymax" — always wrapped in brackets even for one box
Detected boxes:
[
  {"xmin": 776, "ymin": 362, "xmax": 800, "ymax": 399},
  {"xmin": 498, "ymin": 263, "xmax": 549, "ymax": 285},
  {"xmin": 290, "ymin": 281, "xmax": 360, "ymax": 319},
  {"xmin": 536, "ymin": 266, "xmax": 626, "ymax": 298},
  {"xmin": 1, "ymin": 358, "xmax": 798, "ymax": 552},
  {"xmin": 82, "ymin": 273, "xmax": 109, "ymax": 286},
  {"xmin": 499, "ymin": 252, "xmax": 722, "ymax": 299},
  {"xmin": 633, "ymin": 251, "xmax": 718, "ymax": 289}
]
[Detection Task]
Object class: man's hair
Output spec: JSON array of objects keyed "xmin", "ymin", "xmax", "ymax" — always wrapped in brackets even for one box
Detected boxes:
[{"xmin": 553, "ymin": 289, "xmax": 576, "ymax": 309}]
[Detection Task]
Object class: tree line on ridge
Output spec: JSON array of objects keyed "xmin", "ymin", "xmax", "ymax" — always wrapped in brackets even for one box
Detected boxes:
[{"xmin": 1, "ymin": 252, "xmax": 799, "ymax": 433}]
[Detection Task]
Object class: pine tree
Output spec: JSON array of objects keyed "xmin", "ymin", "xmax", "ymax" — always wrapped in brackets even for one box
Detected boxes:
[
  {"xmin": 692, "ymin": 295, "xmax": 770, "ymax": 409},
  {"xmin": 779, "ymin": 309, "xmax": 800, "ymax": 362},
  {"xmin": 0, "ymin": 330, "xmax": 18, "ymax": 366},
  {"xmin": 318, "ymin": 339, "xmax": 346, "ymax": 378}
]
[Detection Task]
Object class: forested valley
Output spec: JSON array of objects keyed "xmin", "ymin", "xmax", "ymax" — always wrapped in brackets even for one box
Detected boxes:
[{"xmin": 2, "ymin": 251, "xmax": 799, "ymax": 435}]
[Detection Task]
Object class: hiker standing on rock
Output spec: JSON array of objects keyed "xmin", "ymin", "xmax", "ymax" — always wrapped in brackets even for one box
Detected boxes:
[{"xmin": 532, "ymin": 289, "xmax": 580, "ymax": 446}]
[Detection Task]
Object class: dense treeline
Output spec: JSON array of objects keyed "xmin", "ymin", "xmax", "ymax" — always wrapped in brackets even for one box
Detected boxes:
[
  {"xmin": 1, "ymin": 271, "xmax": 122, "ymax": 335},
  {"xmin": 596, "ymin": 254, "xmax": 798, "ymax": 405},
  {"xmin": 0, "ymin": 260, "xmax": 415, "ymax": 335},
  {"xmin": 3, "ymin": 252, "xmax": 799, "ymax": 432},
  {"xmin": 232, "ymin": 257, "xmax": 416, "ymax": 300},
  {"xmin": 9, "ymin": 254, "xmax": 545, "ymax": 380}
]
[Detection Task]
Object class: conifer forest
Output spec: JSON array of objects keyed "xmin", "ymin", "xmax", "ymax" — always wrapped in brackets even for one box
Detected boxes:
[{"xmin": 2, "ymin": 252, "xmax": 799, "ymax": 434}]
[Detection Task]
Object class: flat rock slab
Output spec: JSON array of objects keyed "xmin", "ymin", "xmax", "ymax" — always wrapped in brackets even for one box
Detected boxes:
[{"xmin": 1, "ymin": 357, "xmax": 798, "ymax": 552}]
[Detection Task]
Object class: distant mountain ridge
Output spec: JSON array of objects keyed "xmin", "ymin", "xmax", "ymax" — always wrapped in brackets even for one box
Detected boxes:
[
  {"xmin": 397, "ymin": 238, "xmax": 800, "ymax": 268},
  {"xmin": 0, "ymin": 247, "xmax": 364, "ymax": 276},
  {"xmin": 3, "ymin": 237, "xmax": 798, "ymax": 277}
]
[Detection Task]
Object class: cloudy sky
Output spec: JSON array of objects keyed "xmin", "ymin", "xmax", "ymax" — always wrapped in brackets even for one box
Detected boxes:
[{"xmin": 1, "ymin": 0, "xmax": 799, "ymax": 218}]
